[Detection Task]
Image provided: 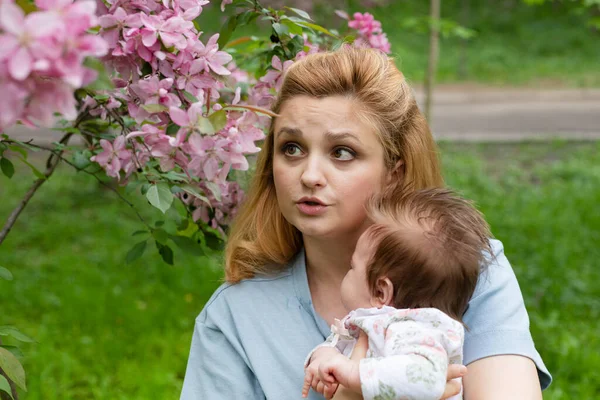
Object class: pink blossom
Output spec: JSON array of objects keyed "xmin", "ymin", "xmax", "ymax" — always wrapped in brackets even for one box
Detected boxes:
[
  {"xmin": 140, "ymin": 14, "xmax": 192, "ymax": 50},
  {"xmin": 0, "ymin": 79, "xmax": 27, "ymax": 131},
  {"xmin": 348, "ymin": 12, "xmax": 382, "ymax": 36},
  {"xmin": 169, "ymin": 102, "xmax": 205, "ymax": 135},
  {"xmin": 0, "ymin": 3, "xmax": 61, "ymax": 80},
  {"xmin": 133, "ymin": 76, "xmax": 181, "ymax": 108},
  {"xmin": 91, "ymin": 136, "xmax": 132, "ymax": 179},
  {"xmin": 259, "ymin": 55, "xmax": 293, "ymax": 91},
  {"xmin": 368, "ymin": 33, "xmax": 391, "ymax": 54},
  {"xmin": 190, "ymin": 33, "xmax": 232, "ymax": 76}
]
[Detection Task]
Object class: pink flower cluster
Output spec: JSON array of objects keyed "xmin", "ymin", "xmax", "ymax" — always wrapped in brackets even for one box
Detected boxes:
[
  {"xmin": 338, "ymin": 11, "xmax": 391, "ymax": 54},
  {"xmin": 87, "ymin": 0, "xmax": 277, "ymax": 230},
  {"xmin": 0, "ymin": 0, "xmax": 108, "ymax": 130}
]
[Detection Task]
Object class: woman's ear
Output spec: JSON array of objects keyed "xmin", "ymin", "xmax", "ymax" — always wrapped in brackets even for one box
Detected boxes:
[
  {"xmin": 385, "ymin": 160, "xmax": 404, "ymax": 186},
  {"xmin": 371, "ymin": 277, "xmax": 394, "ymax": 308}
]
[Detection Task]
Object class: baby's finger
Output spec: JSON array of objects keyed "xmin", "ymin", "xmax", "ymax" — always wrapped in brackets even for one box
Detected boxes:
[
  {"xmin": 302, "ymin": 371, "xmax": 313, "ymax": 397},
  {"xmin": 316, "ymin": 380, "xmax": 326, "ymax": 395},
  {"xmin": 324, "ymin": 382, "xmax": 339, "ymax": 399},
  {"xmin": 318, "ymin": 366, "xmax": 335, "ymax": 384},
  {"xmin": 311, "ymin": 374, "xmax": 320, "ymax": 392},
  {"xmin": 440, "ymin": 378, "xmax": 462, "ymax": 399}
]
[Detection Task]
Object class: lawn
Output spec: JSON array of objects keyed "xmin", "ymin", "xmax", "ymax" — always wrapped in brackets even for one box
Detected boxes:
[{"xmin": 1, "ymin": 140, "xmax": 599, "ymax": 399}]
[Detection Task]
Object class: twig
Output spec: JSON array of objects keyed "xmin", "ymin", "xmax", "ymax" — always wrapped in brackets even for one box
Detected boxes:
[
  {"xmin": 1, "ymin": 140, "xmax": 151, "ymax": 230},
  {"xmin": 0, "ymin": 131, "xmax": 73, "ymax": 245}
]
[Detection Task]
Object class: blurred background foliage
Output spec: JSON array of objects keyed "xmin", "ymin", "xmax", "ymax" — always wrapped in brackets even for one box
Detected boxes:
[
  {"xmin": 208, "ymin": 0, "xmax": 600, "ymax": 86},
  {"xmin": 1, "ymin": 0, "xmax": 599, "ymax": 399}
]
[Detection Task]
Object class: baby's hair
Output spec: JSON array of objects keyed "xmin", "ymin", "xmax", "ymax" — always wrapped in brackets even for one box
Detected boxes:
[{"xmin": 364, "ymin": 187, "xmax": 493, "ymax": 323}]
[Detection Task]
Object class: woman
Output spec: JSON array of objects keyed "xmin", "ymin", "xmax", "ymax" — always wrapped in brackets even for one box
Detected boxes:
[{"xmin": 180, "ymin": 47, "xmax": 551, "ymax": 399}]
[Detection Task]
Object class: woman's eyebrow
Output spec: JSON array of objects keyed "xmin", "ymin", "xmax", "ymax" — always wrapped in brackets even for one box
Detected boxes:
[
  {"xmin": 324, "ymin": 131, "xmax": 362, "ymax": 144},
  {"xmin": 276, "ymin": 126, "xmax": 302, "ymax": 137}
]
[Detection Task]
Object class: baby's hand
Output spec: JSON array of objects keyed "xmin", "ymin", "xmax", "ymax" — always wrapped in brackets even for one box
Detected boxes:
[
  {"xmin": 302, "ymin": 347, "xmax": 342, "ymax": 398},
  {"xmin": 318, "ymin": 354, "xmax": 361, "ymax": 394}
]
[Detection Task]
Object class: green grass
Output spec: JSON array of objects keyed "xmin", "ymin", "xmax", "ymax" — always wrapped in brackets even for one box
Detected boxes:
[
  {"xmin": 1, "ymin": 140, "xmax": 600, "ymax": 399},
  {"xmin": 198, "ymin": 0, "xmax": 600, "ymax": 87}
]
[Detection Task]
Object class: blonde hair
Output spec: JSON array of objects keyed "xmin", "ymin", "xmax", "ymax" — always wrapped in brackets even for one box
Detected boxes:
[{"xmin": 225, "ymin": 46, "xmax": 444, "ymax": 283}]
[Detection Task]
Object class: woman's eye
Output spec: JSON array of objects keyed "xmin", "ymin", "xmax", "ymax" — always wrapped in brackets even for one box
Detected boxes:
[
  {"xmin": 333, "ymin": 147, "xmax": 355, "ymax": 161},
  {"xmin": 282, "ymin": 143, "xmax": 302, "ymax": 157}
]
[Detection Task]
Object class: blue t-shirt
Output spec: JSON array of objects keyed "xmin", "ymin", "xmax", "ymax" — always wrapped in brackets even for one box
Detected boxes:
[{"xmin": 180, "ymin": 239, "xmax": 552, "ymax": 399}]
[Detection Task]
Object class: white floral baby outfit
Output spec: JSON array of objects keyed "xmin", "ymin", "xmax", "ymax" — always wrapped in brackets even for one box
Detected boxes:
[{"xmin": 305, "ymin": 306, "xmax": 464, "ymax": 400}]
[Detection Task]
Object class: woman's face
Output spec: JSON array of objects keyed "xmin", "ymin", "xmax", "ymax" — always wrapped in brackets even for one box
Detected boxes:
[{"xmin": 272, "ymin": 95, "xmax": 388, "ymax": 240}]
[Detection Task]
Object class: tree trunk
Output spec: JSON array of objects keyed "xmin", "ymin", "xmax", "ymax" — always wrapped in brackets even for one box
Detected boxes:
[
  {"xmin": 424, "ymin": 0, "xmax": 441, "ymax": 122},
  {"xmin": 458, "ymin": 0, "xmax": 470, "ymax": 79}
]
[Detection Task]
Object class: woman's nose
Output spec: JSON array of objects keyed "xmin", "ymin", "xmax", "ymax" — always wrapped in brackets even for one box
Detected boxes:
[{"xmin": 300, "ymin": 157, "xmax": 326, "ymax": 188}]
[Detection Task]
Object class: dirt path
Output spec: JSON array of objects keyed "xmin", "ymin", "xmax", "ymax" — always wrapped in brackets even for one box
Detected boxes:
[{"xmin": 5, "ymin": 86, "xmax": 600, "ymax": 144}]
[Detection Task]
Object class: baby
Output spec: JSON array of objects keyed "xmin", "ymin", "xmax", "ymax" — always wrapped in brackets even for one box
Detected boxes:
[{"xmin": 302, "ymin": 187, "xmax": 493, "ymax": 400}]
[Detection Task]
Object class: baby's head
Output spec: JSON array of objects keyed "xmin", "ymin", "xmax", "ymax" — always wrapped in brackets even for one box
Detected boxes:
[{"xmin": 340, "ymin": 188, "xmax": 493, "ymax": 323}]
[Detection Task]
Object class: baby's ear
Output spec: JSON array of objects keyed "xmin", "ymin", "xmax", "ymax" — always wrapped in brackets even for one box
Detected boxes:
[{"xmin": 372, "ymin": 277, "xmax": 394, "ymax": 308}]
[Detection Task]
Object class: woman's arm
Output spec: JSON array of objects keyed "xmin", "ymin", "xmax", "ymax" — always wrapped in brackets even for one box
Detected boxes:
[{"xmin": 463, "ymin": 355, "xmax": 542, "ymax": 400}]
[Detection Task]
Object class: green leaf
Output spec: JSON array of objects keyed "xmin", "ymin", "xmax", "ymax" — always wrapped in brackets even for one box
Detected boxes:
[
  {"xmin": 141, "ymin": 104, "xmax": 169, "ymax": 113},
  {"xmin": 125, "ymin": 240, "xmax": 147, "ymax": 263},
  {"xmin": 290, "ymin": 19, "xmax": 337, "ymax": 37},
  {"xmin": 0, "ymin": 375, "xmax": 13, "ymax": 400},
  {"xmin": 285, "ymin": 6, "xmax": 312, "ymax": 21},
  {"xmin": 205, "ymin": 181, "xmax": 222, "ymax": 202},
  {"xmin": 169, "ymin": 235, "xmax": 205, "ymax": 256},
  {"xmin": 166, "ymin": 123, "xmax": 180, "ymax": 136},
  {"xmin": 146, "ymin": 183, "xmax": 173, "ymax": 214},
  {"xmin": 7, "ymin": 145, "xmax": 27, "ymax": 159},
  {"xmin": 177, "ymin": 218, "xmax": 199, "ymax": 237},
  {"xmin": 131, "ymin": 230, "xmax": 149, "ymax": 237},
  {"xmin": 152, "ymin": 228, "xmax": 169, "ymax": 245},
  {"xmin": 0, "ymin": 327, "xmax": 34, "ymax": 343},
  {"xmin": 163, "ymin": 171, "xmax": 188, "ymax": 182},
  {"xmin": 157, "ymin": 243, "xmax": 174, "ymax": 265},
  {"xmin": 0, "ymin": 347, "xmax": 26, "ymax": 391},
  {"xmin": 15, "ymin": 0, "xmax": 36, "ymax": 14},
  {"xmin": 204, "ymin": 229, "xmax": 225, "ymax": 251},
  {"xmin": 272, "ymin": 22, "xmax": 289, "ymax": 37},
  {"xmin": 0, "ymin": 158, "xmax": 14, "ymax": 178},
  {"xmin": 281, "ymin": 18, "xmax": 303, "ymax": 36},
  {"xmin": 182, "ymin": 91, "xmax": 198, "ymax": 103},
  {"xmin": 83, "ymin": 57, "xmax": 114, "ymax": 91},
  {"xmin": 181, "ymin": 185, "xmax": 210, "ymax": 205},
  {"xmin": 72, "ymin": 150, "xmax": 92, "ymax": 170},
  {"xmin": 196, "ymin": 116, "xmax": 217, "ymax": 135},
  {"xmin": 208, "ymin": 110, "xmax": 227, "ymax": 133},
  {"xmin": 0, "ymin": 267, "xmax": 13, "ymax": 281},
  {"xmin": 287, "ymin": 35, "xmax": 305, "ymax": 58},
  {"xmin": 15, "ymin": 156, "xmax": 45, "ymax": 180},
  {"xmin": 217, "ymin": 15, "xmax": 238, "ymax": 48},
  {"xmin": 0, "ymin": 346, "xmax": 23, "ymax": 359}
]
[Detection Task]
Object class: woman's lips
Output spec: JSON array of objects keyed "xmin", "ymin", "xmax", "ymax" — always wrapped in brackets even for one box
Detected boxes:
[{"xmin": 296, "ymin": 202, "xmax": 328, "ymax": 216}]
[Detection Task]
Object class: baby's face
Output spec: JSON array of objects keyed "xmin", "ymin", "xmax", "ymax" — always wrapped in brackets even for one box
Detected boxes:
[{"xmin": 340, "ymin": 232, "xmax": 377, "ymax": 311}]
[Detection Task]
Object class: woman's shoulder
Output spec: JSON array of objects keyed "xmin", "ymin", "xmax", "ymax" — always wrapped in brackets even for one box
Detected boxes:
[
  {"xmin": 197, "ymin": 259, "xmax": 300, "ymax": 327},
  {"xmin": 471, "ymin": 238, "xmax": 513, "ymax": 298}
]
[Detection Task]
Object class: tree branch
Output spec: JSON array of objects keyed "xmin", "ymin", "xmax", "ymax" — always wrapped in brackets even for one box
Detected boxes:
[{"xmin": 0, "ymin": 131, "xmax": 73, "ymax": 245}]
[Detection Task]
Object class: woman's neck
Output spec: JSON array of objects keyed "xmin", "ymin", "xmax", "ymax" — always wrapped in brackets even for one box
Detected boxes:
[{"xmin": 303, "ymin": 235, "xmax": 358, "ymax": 324}]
